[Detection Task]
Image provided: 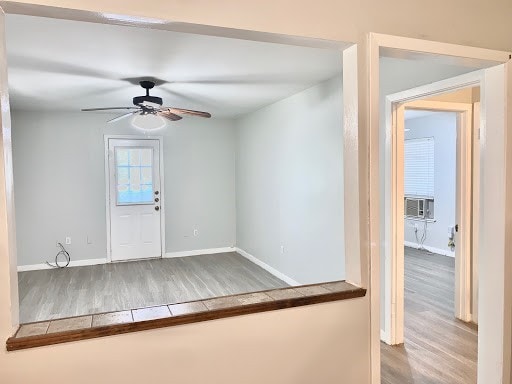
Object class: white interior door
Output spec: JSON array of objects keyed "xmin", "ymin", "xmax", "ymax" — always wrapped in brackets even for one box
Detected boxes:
[{"xmin": 107, "ymin": 138, "xmax": 162, "ymax": 261}]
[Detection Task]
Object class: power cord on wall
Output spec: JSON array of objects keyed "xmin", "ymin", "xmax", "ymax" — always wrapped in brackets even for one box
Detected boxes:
[
  {"xmin": 414, "ymin": 220, "xmax": 433, "ymax": 254},
  {"xmin": 46, "ymin": 242, "xmax": 71, "ymax": 268}
]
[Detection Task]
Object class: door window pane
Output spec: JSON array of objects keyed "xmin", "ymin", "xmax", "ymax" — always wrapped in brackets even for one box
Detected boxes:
[
  {"xmin": 141, "ymin": 149, "xmax": 152, "ymax": 166},
  {"xmin": 117, "ymin": 167, "xmax": 129, "ymax": 185},
  {"xmin": 115, "ymin": 147, "xmax": 153, "ymax": 204},
  {"xmin": 116, "ymin": 148, "xmax": 129, "ymax": 166},
  {"xmin": 129, "ymin": 148, "xmax": 141, "ymax": 166},
  {"xmin": 141, "ymin": 167, "xmax": 152, "ymax": 184}
]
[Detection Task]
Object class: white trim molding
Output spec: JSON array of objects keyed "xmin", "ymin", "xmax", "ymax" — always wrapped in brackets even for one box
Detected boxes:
[
  {"xmin": 18, "ymin": 258, "xmax": 108, "ymax": 272},
  {"xmin": 235, "ymin": 247, "xmax": 300, "ymax": 286},
  {"xmin": 386, "ymin": 89, "xmax": 475, "ymax": 345},
  {"xmin": 404, "ymin": 241, "xmax": 455, "ymax": 258},
  {"xmin": 19, "ymin": 247, "xmax": 237, "ymax": 271},
  {"xmin": 164, "ymin": 247, "xmax": 235, "ymax": 258},
  {"xmin": 380, "ymin": 329, "xmax": 391, "ymax": 345}
]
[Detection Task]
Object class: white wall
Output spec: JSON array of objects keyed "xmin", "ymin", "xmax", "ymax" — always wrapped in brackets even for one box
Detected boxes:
[
  {"xmin": 404, "ymin": 112, "xmax": 457, "ymax": 256},
  {"xmin": 1, "ymin": 296, "xmax": 371, "ymax": 384},
  {"xmin": 11, "ymin": 111, "xmax": 236, "ymax": 266},
  {"xmin": 235, "ymin": 76, "xmax": 344, "ymax": 285}
]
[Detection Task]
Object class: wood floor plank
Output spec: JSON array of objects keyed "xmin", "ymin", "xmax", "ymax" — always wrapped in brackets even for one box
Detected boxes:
[
  {"xmin": 381, "ymin": 247, "xmax": 477, "ymax": 384},
  {"xmin": 18, "ymin": 252, "xmax": 289, "ymax": 323}
]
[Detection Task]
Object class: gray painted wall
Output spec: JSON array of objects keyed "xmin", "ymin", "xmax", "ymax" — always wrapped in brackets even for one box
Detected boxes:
[
  {"xmin": 12, "ymin": 111, "xmax": 236, "ymax": 266},
  {"xmin": 235, "ymin": 76, "xmax": 345, "ymax": 285},
  {"xmin": 404, "ymin": 112, "xmax": 457, "ymax": 255}
]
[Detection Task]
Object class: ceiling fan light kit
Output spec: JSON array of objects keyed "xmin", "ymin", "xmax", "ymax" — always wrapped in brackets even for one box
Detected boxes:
[
  {"xmin": 132, "ymin": 114, "xmax": 167, "ymax": 131},
  {"xmin": 81, "ymin": 80, "xmax": 211, "ymax": 129}
]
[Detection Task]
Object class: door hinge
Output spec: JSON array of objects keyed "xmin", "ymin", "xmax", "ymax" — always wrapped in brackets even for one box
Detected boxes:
[{"xmin": 455, "ymin": 224, "xmax": 459, "ymax": 232}]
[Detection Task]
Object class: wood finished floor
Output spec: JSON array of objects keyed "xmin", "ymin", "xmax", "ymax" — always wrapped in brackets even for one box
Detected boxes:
[
  {"xmin": 381, "ymin": 247, "xmax": 478, "ymax": 384},
  {"xmin": 18, "ymin": 252, "xmax": 288, "ymax": 323}
]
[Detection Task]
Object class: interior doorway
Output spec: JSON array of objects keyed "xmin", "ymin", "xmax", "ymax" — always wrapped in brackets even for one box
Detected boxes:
[
  {"xmin": 106, "ymin": 136, "xmax": 164, "ymax": 262},
  {"xmin": 382, "ymin": 82, "xmax": 481, "ymax": 383},
  {"xmin": 391, "ymin": 97, "xmax": 475, "ymax": 342}
]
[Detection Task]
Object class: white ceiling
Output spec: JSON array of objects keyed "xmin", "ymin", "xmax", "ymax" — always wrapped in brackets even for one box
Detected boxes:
[{"xmin": 5, "ymin": 14, "xmax": 343, "ymax": 118}]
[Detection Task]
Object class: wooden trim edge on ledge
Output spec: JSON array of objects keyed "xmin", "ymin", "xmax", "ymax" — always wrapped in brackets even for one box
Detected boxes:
[{"xmin": 6, "ymin": 282, "xmax": 366, "ymax": 351}]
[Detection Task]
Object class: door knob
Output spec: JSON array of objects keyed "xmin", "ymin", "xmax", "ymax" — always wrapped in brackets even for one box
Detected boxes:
[{"xmin": 155, "ymin": 206, "xmax": 160, "ymax": 211}]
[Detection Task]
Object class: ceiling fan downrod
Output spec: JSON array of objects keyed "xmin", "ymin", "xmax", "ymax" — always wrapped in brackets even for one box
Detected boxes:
[{"xmin": 133, "ymin": 81, "xmax": 162, "ymax": 107}]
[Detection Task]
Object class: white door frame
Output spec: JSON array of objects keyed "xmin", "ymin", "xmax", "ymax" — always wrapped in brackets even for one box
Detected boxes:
[
  {"xmin": 384, "ymin": 92, "xmax": 474, "ymax": 345},
  {"xmin": 368, "ymin": 33, "xmax": 512, "ymax": 384},
  {"xmin": 104, "ymin": 134, "xmax": 165, "ymax": 263},
  {"xmin": 472, "ymin": 101, "xmax": 481, "ymax": 325}
]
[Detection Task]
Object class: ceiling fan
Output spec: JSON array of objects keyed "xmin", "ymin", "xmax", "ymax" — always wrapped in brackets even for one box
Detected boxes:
[{"xmin": 81, "ymin": 80, "xmax": 211, "ymax": 123}]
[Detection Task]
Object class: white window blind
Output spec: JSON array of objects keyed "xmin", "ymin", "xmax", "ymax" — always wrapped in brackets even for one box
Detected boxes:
[{"xmin": 404, "ymin": 137, "xmax": 434, "ymax": 198}]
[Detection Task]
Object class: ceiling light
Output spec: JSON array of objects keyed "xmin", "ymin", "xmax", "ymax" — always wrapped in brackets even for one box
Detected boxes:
[{"xmin": 131, "ymin": 114, "xmax": 167, "ymax": 131}]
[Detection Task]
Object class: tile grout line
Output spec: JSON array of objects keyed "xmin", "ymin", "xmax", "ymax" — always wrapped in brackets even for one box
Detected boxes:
[{"xmin": 43, "ymin": 321, "xmax": 50, "ymax": 335}]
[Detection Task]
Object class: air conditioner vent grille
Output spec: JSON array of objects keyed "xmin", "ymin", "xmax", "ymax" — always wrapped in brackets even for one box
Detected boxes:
[{"xmin": 405, "ymin": 197, "xmax": 428, "ymax": 219}]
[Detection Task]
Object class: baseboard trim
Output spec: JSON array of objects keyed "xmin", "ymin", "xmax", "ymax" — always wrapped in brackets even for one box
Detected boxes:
[
  {"xmin": 404, "ymin": 241, "xmax": 455, "ymax": 257},
  {"xmin": 235, "ymin": 247, "xmax": 300, "ymax": 286},
  {"xmin": 18, "ymin": 247, "xmax": 236, "ymax": 271},
  {"xmin": 18, "ymin": 258, "xmax": 108, "ymax": 272},
  {"xmin": 164, "ymin": 247, "xmax": 235, "ymax": 258},
  {"xmin": 381, "ymin": 328, "xmax": 390, "ymax": 344}
]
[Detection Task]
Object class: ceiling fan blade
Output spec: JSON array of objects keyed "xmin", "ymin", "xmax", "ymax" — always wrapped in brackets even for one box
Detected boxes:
[
  {"xmin": 157, "ymin": 110, "xmax": 183, "ymax": 121},
  {"xmin": 82, "ymin": 107, "xmax": 139, "ymax": 111},
  {"xmin": 108, "ymin": 111, "xmax": 139, "ymax": 123},
  {"xmin": 162, "ymin": 107, "xmax": 211, "ymax": 118}
]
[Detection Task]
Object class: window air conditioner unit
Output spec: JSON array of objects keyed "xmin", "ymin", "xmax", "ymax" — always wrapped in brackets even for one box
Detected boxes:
[{"xmin": 405, "ymin": 197, "xmax": 425, "ymax": 219}]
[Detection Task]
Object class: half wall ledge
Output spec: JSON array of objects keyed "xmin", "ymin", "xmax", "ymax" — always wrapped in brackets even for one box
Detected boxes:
[{"xmin": 6, "ymin": 280, "xmax": 366, "ymax": 351}]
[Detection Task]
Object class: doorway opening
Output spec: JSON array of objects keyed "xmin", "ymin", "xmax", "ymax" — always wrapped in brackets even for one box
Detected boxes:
[{"xmin": 382, "ymin": 86, "xmax": 480, "ymax": 383}]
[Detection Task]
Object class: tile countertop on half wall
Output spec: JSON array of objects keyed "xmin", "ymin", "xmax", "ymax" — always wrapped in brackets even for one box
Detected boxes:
[{"xmin": 7, "ymin": 280, "xmax": 366, "ymax": 351}]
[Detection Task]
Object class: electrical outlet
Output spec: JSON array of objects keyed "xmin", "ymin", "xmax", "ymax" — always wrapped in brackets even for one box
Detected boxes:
[
  {"xmin": 65, "ymin": 237, "xmax": 71, "ymax": 245},
  {"xmin": 280, "ymin": 245, "xmax": 285, "ymax": 254},
  {"xmin": 193, "ymin": 229, "xmax": 199, "ymax": 237}
]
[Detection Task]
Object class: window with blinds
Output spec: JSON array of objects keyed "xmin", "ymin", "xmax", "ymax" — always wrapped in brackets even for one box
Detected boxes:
[{"xmin": 404, "ymin": 137, "xmax": 434, "ymax": 198}]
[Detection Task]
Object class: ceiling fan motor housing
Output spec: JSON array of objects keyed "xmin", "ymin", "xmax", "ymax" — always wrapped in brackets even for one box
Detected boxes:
[
  {"xmin": 133, "ymin": 80, "xmax": 163, "ymax": 106},
  {"xmin": 133, "ymin": 95, "xmax": 163, "ymax": 106}
]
